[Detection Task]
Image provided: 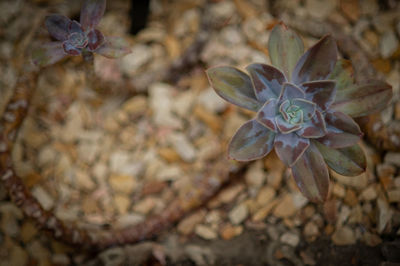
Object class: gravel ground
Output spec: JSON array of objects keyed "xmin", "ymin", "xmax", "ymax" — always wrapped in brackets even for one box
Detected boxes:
[{"xmin": 0, "ymin": 0, "xmax": 399, "ymax": 265}]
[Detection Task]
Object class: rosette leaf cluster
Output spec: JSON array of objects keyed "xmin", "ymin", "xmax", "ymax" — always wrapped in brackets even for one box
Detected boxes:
[
  {"xmin": 207, "ymin": 22, "xmax": 392, "ymax": 202},
  {"xmin": 32, "ymin": 0, "xmax": 130, "ymax": 67}
]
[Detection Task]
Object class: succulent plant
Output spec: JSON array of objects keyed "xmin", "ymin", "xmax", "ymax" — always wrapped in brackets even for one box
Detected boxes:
[
  {"xmin": 206, "ymin": 22, "xmax": 392, "ymax": 202},
  {"xmin": 32, "ymin": 0, "xmax": 130, "ymax": 67}
]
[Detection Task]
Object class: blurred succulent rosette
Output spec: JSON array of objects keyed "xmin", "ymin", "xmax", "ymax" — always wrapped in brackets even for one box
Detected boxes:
[
  {"xmin": 32, "ymin": 0, "xmax": 130, "ymax": 67},
  {"xmin": 207, "ymin": 22, "xmax": 392, "ymax": 202}
]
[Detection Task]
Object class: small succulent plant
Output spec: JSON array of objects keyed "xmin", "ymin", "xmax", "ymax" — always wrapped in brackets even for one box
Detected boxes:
[
  {"xmin": 207, "ymin": 22, "xmax": 392, "ymax": 202},
  {"xmin": 32, "ymin": 0, "xmax": 130, "ymax": 67}
]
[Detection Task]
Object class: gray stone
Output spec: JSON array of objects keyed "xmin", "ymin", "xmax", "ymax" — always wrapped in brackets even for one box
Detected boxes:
[
  {"xmin": 384, "ymin": 152, "xmax": 400, "ymax": 167},
  {"xmin": 380, "ymin": 31, "xmax": 399, "ymax": 58}
]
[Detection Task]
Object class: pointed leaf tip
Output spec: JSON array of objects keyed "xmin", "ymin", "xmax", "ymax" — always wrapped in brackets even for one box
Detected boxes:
[
  {"xmin": 206, "ymin": 66, "xmax": 262, "ymax": 112},
  {"xmin": 292, "ymin": 35, "xmax": 338, "ymax": 84},
  {"xmin": 314, "ymin": 141, "xmax": 366, "ymax": 176},
  {"xmin": 228, "ymin": 120, "xmax": 275, "ymax": 161},
  {"xmin": 332, "ymin": 81, "xmax": 393, "ymax": 117},
  {"xmin": 268, "ymin": 22, "xmax": 304, "ymax": 80},
  {"xmin": 45, "ymin": 14, "xmax": 71, "ymax": 41},
  {"xmin": 80, "ymin": 0, "xmax": 106, "ymax": 30},
  {"xmin": 291, "ymin": 143, "xmax": 330, "ymax": 203},
  {"xmin": 31, "ymin": 42, "xmax": 67, "ymax": 67}
]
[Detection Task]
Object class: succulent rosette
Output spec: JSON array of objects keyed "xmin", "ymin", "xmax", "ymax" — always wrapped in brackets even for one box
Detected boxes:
[
  {"xmin": 207, "ymin": 22, "xmax": 392, "ymax": 202},
  {"xmin": 32, "ymin": 0, "xmax": 130, "ymax": 67}
]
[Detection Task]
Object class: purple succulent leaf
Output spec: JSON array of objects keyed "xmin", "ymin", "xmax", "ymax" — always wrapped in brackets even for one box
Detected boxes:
[
  {"xmin": 317, "ymin": 110, "xmax": 362, "ymax": 148},
  {"xmin": 291, "ymin": 98, "xmax": 316, "ymax": 121},
  {"xmin": 328, "ymin": 59, "xmax": 355, "ymax": 91},
  {"xmin": 45, "ymin": 14, "xmax": 71, "ymax": 41},
  {"xmin": 228, "ymin": 119, "xmax": 275, "ymax": 161},
  {"xmin": 95, "ymin": 37, "xmax": 131, "ymax": 58},
  {"xmin": 274, "ymin": 132, "xmax": 310, "ymax": 167},
  {"xmin": 278, "ymin": 83, "xmax": 305, "ymax": 102},
  {"xmin": 292, "ymin": 35, "xmax": 338, "ymax": 84},
  {"xmin": 279, "ymin": 100, "xmax": 291, "ymax": 121},
  {"xmin": 69, "ymin": 20, "xmax": 84, "ymax": 34},
  {"xmin": 276, "ymin": 115, "xmax": 302, "ymax": 133},
  {"xmin": 291, "ymin": 142, "xmax": 329, "ymax": 203},
  {"xmin": 31, "ymin": 42, "xmax": 67, "ymax": 67},
  {"xmin": 297, "ymin": 110, "xmax": 326, "ymax": 138},
  {"xmin": 63, "ymin": 41, "xmax": 81, "ymax": 55},
  {"xmin": 268, "ymin": 22, "xmax": 304, "ymax": 80},
  {"xmin": 206, "ymin": 66, "xmax": 262, "ymax": 112},
  {"xmin": 256, "ymin": 98, "xmax": 278, "ymax": 132},
  {"xmin": 302, "ymin": 80, "xmax": 336, "ymax": 112},
  {"xmin": 246, "ymin": 63, "xmax": 287, "ymax": 102},
  {"xmin": 80, "ymin": 0, "xmax": 106, "ymax": 30},
  {"xmin": 332, "ymin": 80, "xmax": 393, "ymax": 118},
  {"xmin": 87, "ymin": 29, "xmax": 105, "ymax": 51},
  {"xmin": 313, "ymin": 141, "xmax": 366, "ymax": 176}
]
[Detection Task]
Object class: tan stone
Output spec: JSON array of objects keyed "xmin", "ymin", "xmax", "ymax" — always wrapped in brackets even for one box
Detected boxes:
[
  {"xmin": 220, "ymin": 224, "xmax": 243, "ymax": 240},
  {"xmin": 109, "ymin": 174, "xmax": 136, "ymax": 194},
  {"xmin": 256, "ymin": 186, "xmax": 276, "ymax": 206},
  {"xmin": 332, "ymin": 226, "xmax": 356, "ymax": 245},
  {"xmin": 177, "ymin": 210, "xmax": 206, "ymax": 235},
  {"xmin": 114, "ymin": 195, "xmax": 130, "ymax": 214},
  {"xmin": 195, "ymin": 224, "xmax": 217, "ymax": 240}
]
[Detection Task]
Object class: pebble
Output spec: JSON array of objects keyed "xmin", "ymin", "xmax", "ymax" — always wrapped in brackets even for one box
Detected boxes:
[
  {"xmin": 363, "ymin": 232, "xmax": 382, "ymax": 247},
  {"xmin": 168, "ymin": 133, "xmax": 197, "ymax": 162},
  {"xmin": 273, "ymin": 194, "xmax": 297, "ymax": 218},
  {"xmin": 195, "ymin": 224, "xmax": 218, "ymax": 240},
  {"xmin": 0, "ymin": 203, "xmax": 23, "ymax": 238},
  {"xmin": 197, "ymin": 87, "xmax": 227, "ymax": 113},
  {"xmin": 332, "ymin": 226, "xmax": 356, "ymax": 245},
  {"xmin": 178, "ymin": 210, "xmax": 207, "ymax": 235},
  {"xmin": 75, "ymin": 170, "xmax": 96, "ymax": 191},
  {"xmin": 280, "ymin": 232, "xmax": 300, "ymax": 247},
  {"xmin": 20, "ymin": 222, "xmax": 38, "ymax": 243},
  {"xmin": 114, "ymin": 195, "xmax": 130, "ymax": 214},
  {"xmin": 121, "ymin": 44, "xmax": 153, "ymax": 75},
  {"xmin": 331, "ymin": 171, "xmax": 368, "ymax": 189},
  {"xmin": 31, "ymin": 186, "xmax": 55, "ymax": 211},
  {"xmin": 332, "ymin": 183, "xmax": 346, "ymax": 198},
  {"xmin": 252, "ymin": 199, "xmax": 278, "ymax": 222},
  {"xmin": 377, "ymin": 198, "xmax": 393, "ymax": 233},
  {"xmin": 306, "ymin": 0, "xmax": 336, "ymax": 20},
  {"xmin": 133, "ymin": 197, "xmax": 156, "ymax": 215},
  {"xmin": 303, "ymin": 221, "xmax": 319, "ymax": 241},
  {"xmin": 380, "ymin": 31, "xmax": 399, "ymax": 58},
  {"xmin": 220, "ymin": 224, "xmax": 243, "ymax": 240},
  {"xmin": 109, "ymin": 175, "xmax": 136, "ymax": 194},
  {"xmin": 384, "ymin": 152, "xmax": 400, "ymax": 167},
  {"xmin": 115, "ymin": 214, "xmax": 145, "ymax": 229},
  {"xmin": 360, "ymin": 185, "xmax": 377, "ymax": 201},
  {"xmin": 245, "ymin": 161, "xmax": 266, "ymax": 190},
  {"xmin": 256, "ymin": 186, "xmax": 276, "ymax": 206},
  {"xmin": 149, "ymin": 83, "xmax": 182, "ymax": 128},
  {"xmin": 387, "ymin": 190, "xmax": 400, "ymax": 202},
  {"xmin": 228, "ymin": 203, "xmax": 249, "ymax": 225}
]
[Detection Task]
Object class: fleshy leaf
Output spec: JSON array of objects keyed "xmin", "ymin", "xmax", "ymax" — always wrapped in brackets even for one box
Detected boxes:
[
  {"xmin": 206, "ymin": 66, "xmax": 262, "ymax": 111},
  {"xmin": 328, "ymin": 59, "xmax": 355, "ymax": 91},
  {"xmin": 291, "ymin": 142, "xmax": 330, "ymax": 202},
  {"xmin": 63, "ymin": 41, "xmax": 81, "ymax": 55},
  {"xmin": 95, "ymin": 37, "xmax": 131, "ymax": 58},
  {"xmin": 268, "ymin": 22, "xmax": 304, "ymax": 80},
  {"xmin": 69, "ymin": 20, "xmax": 83, "ymax": 34},
  {"xmin": 45, "ymin": 14, "xmax": 71, "ymax": 41},
  {"xmin": 317, "ymin": 111, "xmax": 362, "ymax": 148},
  {"xmin": 246, "ymin": 63, "xmax": 287, "ymax": 102},
  {"xmin": 274, "ymin": 132, "xmax": 309, "ymax": 167},
  {"xmin": 297, "ymin": 110, "xmax": 326, "ymax": 138},
  {"xmin": 228, "ymin": 119, "xmax": 275, "ymax": 161},
  {"xmin": 276, "ymin": 115, "xmax": 302, "ymax": 133},
  {"xmin": 87, "ymin": 29, "xmax": 105, "ymax": 51},
  {"xmin": 314, "ymin": 141, "xmax": 366, "ymax": 176},
  {"xmin": 332, "ymin": 81, "xmax": 393, "ymax": 117},
  {"xmin": 256, "ymin": 98, "xmax": 278, "ymax": 132},
  {"xmin": 291, "ymin": 98, "xmax": 316, "ymax": 121},
  {"xmin": 292, "ymin": 35, "xmax": 338, "ymax": 84},
  {"xmin": 80, "ymin": 0, "xmax": 106, "ymax": 30},
  {"xmin": 31, "ymin": 42, "xmax": 67, "ymax": 67},
  {"xmin": 278, "ymin": 83, "xmax": 305, "ymax": 102},
  {"xmin": 303, "ymin": 80, "xmax": 336, "ymax": 111}
]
